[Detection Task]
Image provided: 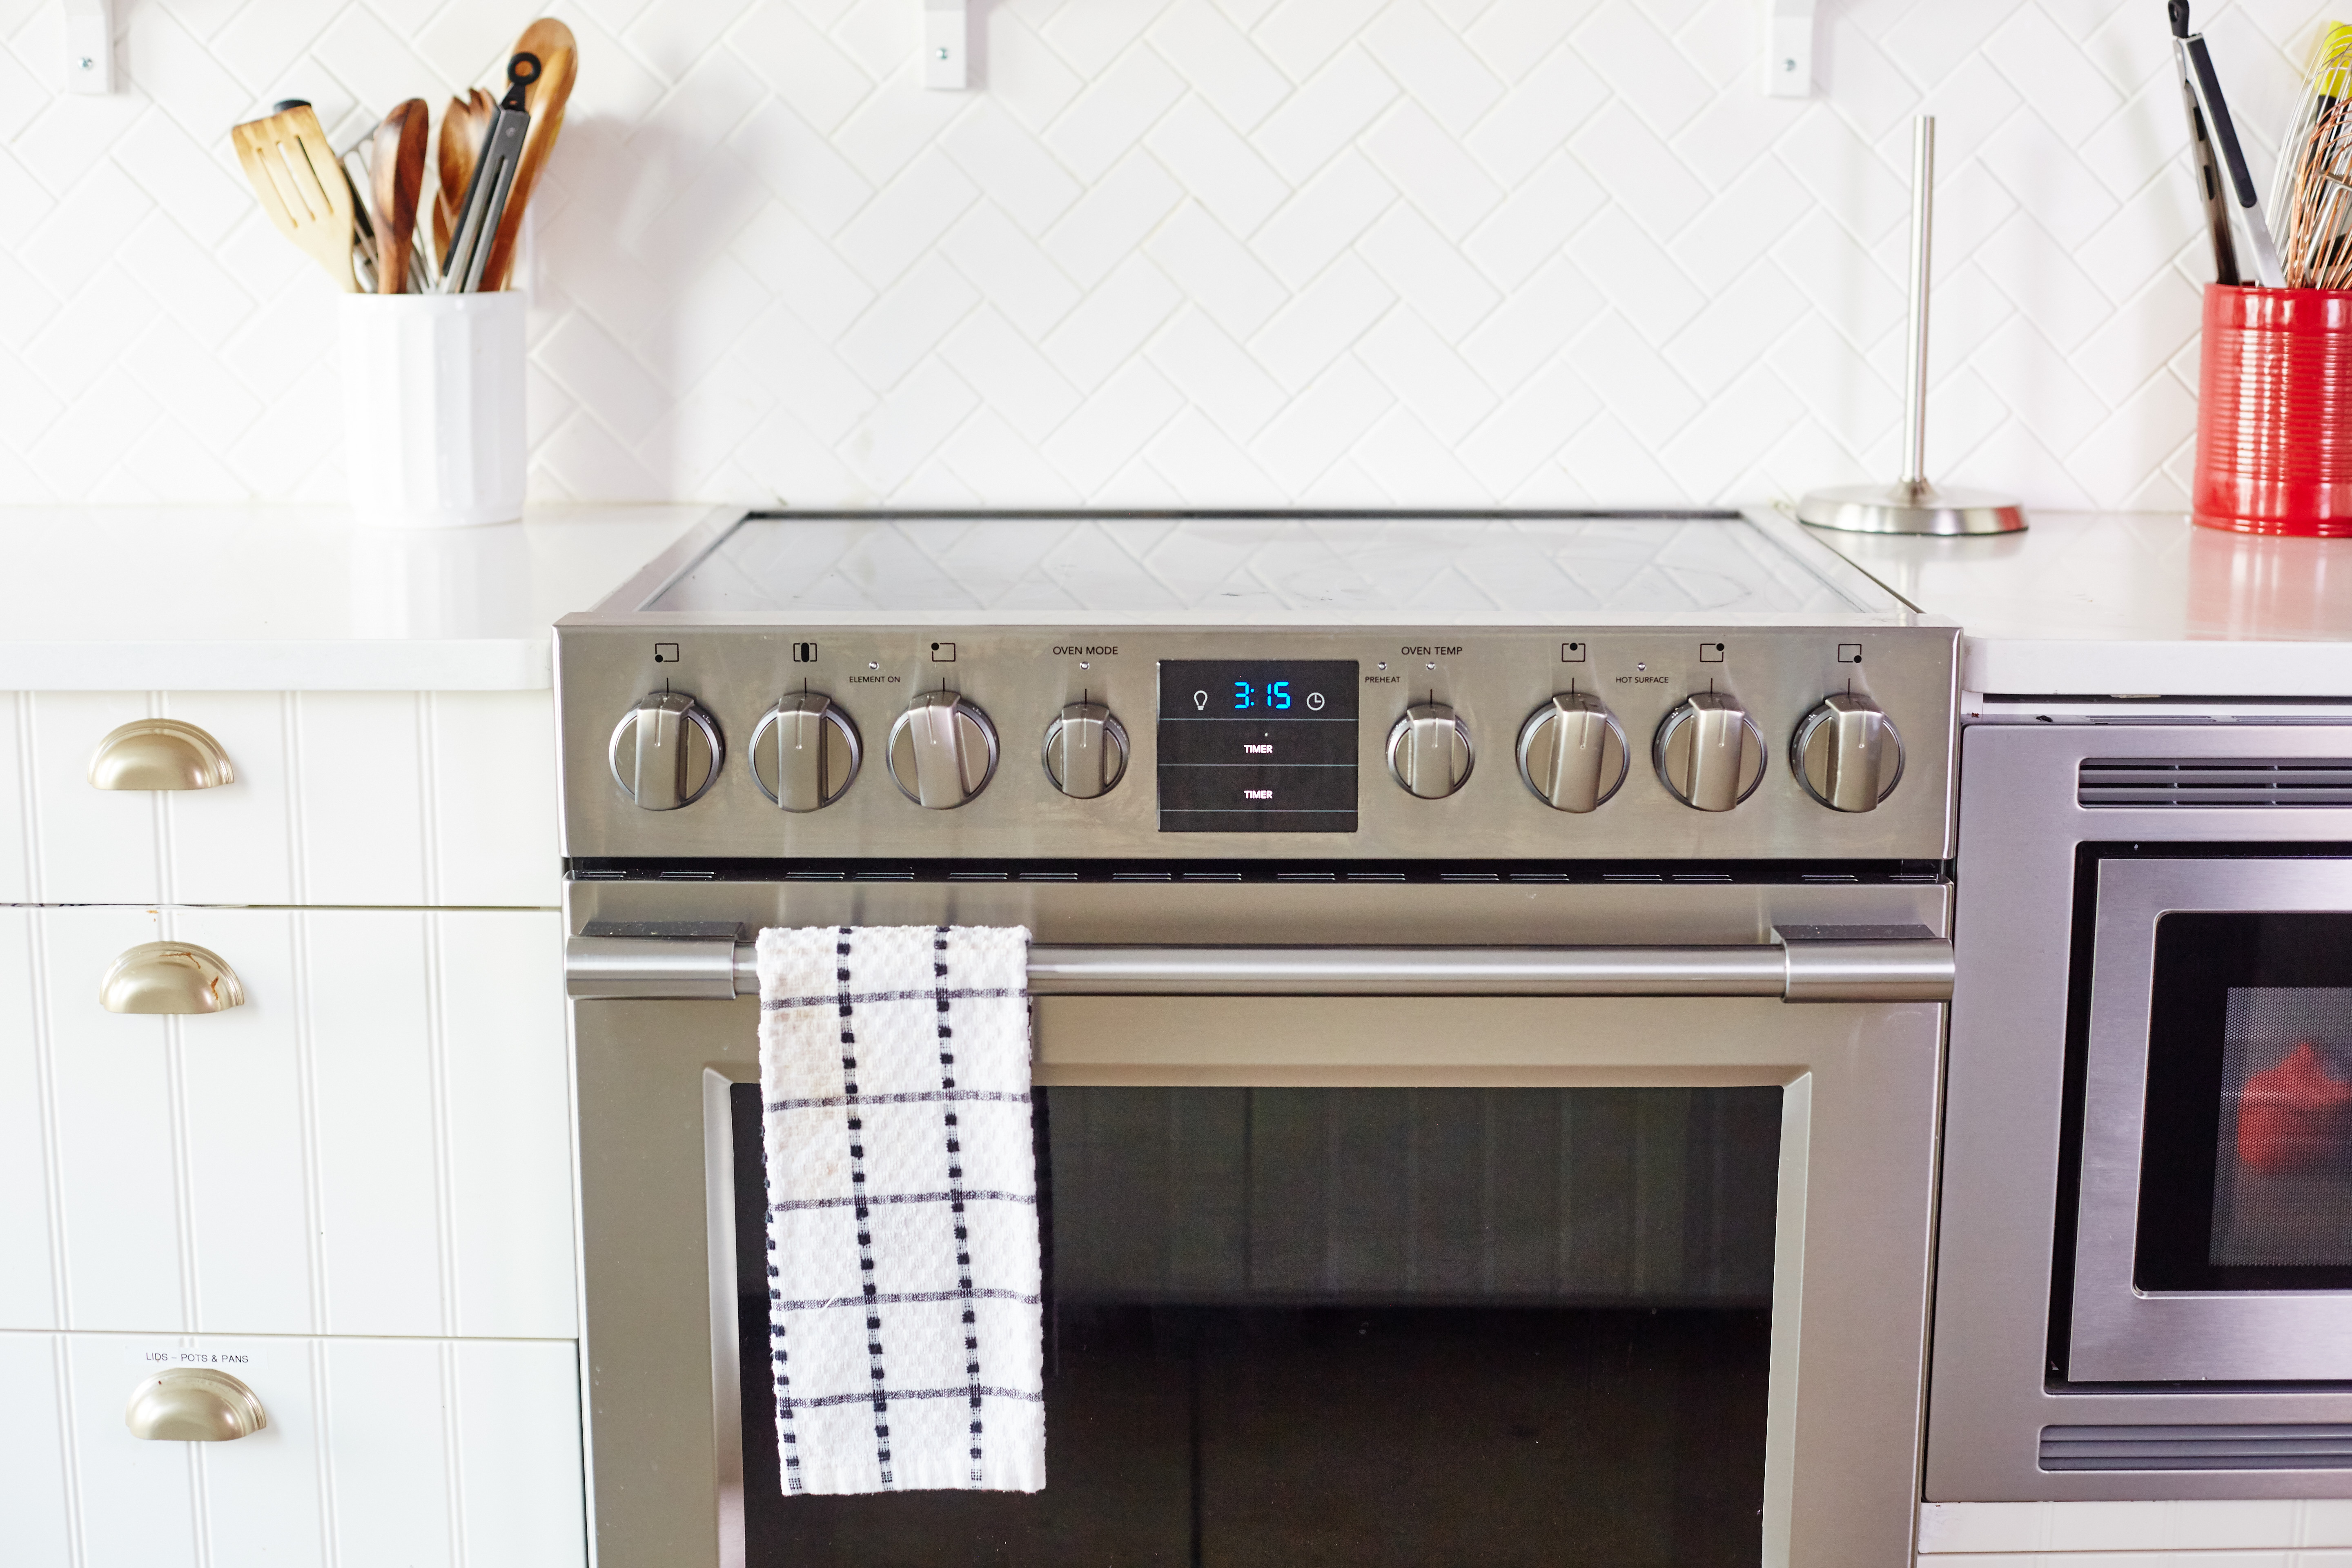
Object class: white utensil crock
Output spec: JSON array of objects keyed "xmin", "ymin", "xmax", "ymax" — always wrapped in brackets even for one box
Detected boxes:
[{"xmin": 340, "ymin": 292, "xmax": 526, "ymax": 528}]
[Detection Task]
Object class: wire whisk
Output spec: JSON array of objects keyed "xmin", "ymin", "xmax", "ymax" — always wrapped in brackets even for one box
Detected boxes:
[{"xmin": 2271, "ymin": 23, "xmax": 2352, "ymax": 288}]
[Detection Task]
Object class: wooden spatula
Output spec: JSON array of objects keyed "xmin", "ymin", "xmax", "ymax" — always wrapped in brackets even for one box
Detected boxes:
[
  {"xmin": 480, "ymin": 18, "xmax": 577, "ymax": 292},
  {"xmin": 433, "ymin": 88, "xmax": 494, "ymax": 263},
  {"xmin": 371, "ymin": 99, "xmax": 428, "ymax": 294},
  {"xmin": 231, "ymin": 103, "xmax": 357, "ymax": 292}
]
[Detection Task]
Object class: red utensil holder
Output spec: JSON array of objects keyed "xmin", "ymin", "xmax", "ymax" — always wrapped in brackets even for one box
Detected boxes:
[{"xmin": 2195, "ymin": 284, "xmax": 2352, "ymax": 537}]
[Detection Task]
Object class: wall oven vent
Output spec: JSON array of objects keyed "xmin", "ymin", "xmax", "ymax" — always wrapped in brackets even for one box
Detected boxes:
[
  {"xmin": 2077, "ymin": 760, "xmax": 2352, "ymax": 808},
  {"xmin": 2042, "ymin": 1424, "xmax": 2352, "ymax": 1472}
]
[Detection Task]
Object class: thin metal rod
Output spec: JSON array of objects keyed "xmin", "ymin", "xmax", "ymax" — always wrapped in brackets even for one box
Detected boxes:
[
  {"xmin": 563, "ymin": 936, "xmax": 1953, "ymax": 1004},
  {"xmin": 1900, "ymin": 115, "xmax": 1935, "ymax": 490}
]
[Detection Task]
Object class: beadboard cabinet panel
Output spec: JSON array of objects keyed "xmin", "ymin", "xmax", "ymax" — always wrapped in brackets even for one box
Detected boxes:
[
  {"xmin": 9, "ymin": 691, "xmax": 558, "ymax": 908},
  {"xmin": 3, "ymin": 906, "xmax": 575, "ymax": 1339},
  {"xmin": 0, "ymin": 1331, "xmax": 585, "ymax": 1568}
]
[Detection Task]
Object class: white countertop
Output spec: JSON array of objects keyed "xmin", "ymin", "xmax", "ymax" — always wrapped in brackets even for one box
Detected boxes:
[
  {"xmin": 10, "ymin": 504, "xmax": 2350, "ymax": 697},
  {"xmin": 1815, "ymin": 511, "xmax": 2352, "ymax": 698},
  {"xmin": 0, "ymin": 505, "xmax": 727, "ymax": 690}
]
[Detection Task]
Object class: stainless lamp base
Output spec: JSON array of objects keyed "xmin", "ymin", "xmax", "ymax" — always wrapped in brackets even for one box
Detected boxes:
[{"xmin": 1795, "ymin": 481, "xmax": 2026, "ymax": 536}]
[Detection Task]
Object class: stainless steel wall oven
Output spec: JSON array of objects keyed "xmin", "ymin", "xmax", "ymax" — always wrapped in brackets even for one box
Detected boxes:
[
  {"xmin": 1931, "ymin": 717, "xmax": 2352, "ymax": 1497},
  {"xmin": 557, "ymin": 510, "xmax": 1962, "ymax": 1567}
]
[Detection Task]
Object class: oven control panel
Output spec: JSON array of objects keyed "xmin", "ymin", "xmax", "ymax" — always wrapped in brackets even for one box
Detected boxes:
[{"xmin": 555, "ymin": 624, "xmax": 1959, "ymax": 863}]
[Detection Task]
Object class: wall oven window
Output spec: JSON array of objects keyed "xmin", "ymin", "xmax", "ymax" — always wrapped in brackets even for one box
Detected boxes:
[
  {"xmin": 2136, "ymin": 913, "xmax": 2352, "ymax": 1292},
  {"xmin": 729, "ymin": 1083, "xmax": 1779, "ymax": 1567}
]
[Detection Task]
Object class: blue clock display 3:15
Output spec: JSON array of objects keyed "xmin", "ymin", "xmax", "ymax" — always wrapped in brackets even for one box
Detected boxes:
[{"xmin": 1231, "ymin": 680, "xmax": 1291, "ymax": 711}]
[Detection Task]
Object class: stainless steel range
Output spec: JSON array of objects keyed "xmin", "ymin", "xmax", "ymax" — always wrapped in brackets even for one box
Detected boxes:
[{"xmin": 556, "ymin": 510, "xmax": 1961, "ymax": 1568}]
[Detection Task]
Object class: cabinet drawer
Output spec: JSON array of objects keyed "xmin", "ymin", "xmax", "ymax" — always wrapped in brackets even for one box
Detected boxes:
[
  {"xmin": 0, "ymin": 906, "xmax": 575, "ymax": 1339},
  {"xmin": 0, "ymin": 690, "xmax": 558, "ymax": 906},
  {"xmin": 0, "ymin": 1330, "xmax": 584, "ymax": 1568}
]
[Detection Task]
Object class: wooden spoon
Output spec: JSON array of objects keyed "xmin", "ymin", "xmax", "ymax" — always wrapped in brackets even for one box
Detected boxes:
[
  {"xmin": 370, "ymin": 100, "xmax": 428, "ymax": 294},
  {"xmin": 433, "ymin": 88, "xmax": 494, "ymax": 266},
  {"xmin": 480, "ymin": 18, "xmax": 577, "ymax": 292},
  {"xmin": 230, "ymin": 102, "xmax": 356, "ymax": 292}
]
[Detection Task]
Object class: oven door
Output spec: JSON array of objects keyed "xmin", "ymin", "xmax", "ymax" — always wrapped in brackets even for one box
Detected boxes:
[
  {"xmin": 569, "ymin": 882, "xmax": 1947, "ymax": 1568},
  {"xmin": 2071, "ymin": 856, "xmax": 2352, "ymax": 1382}
]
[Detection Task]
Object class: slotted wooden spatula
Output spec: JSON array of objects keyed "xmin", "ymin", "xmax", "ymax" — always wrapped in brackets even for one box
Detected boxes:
[{"xmin": 230, "ymin": 102, "xmax": 356, "ymax": 292}]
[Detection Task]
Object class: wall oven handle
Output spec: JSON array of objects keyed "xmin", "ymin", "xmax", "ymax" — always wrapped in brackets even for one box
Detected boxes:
[{"xmin": 564, "ymin": 934, "xmax": 1951, "ymax": 1003}]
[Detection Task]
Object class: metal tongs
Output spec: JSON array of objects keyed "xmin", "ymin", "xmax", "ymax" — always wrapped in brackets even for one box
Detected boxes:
[
  {"xmin": 2172, "ymin": 0, "xmax": 2285, "ymax": 287},
  {"xmin": 439, "ymin": 51, "xmax": 540, "ymax": 293}
]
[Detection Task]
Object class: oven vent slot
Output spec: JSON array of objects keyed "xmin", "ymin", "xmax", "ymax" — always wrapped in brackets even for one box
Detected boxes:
[
  {"xmin": 2077, "ymin": 760, "xmax": 2352, "ymax": 808},
  {"xmin": 2041, "ymin": 1424, "xmax": 2352, "ymax": 1471}
]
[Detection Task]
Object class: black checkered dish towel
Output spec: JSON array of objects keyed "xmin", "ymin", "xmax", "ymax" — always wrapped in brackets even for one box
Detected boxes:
[{"xmin": 756, "ymin": 924, "xmax": 1045, "ymax": 1496}]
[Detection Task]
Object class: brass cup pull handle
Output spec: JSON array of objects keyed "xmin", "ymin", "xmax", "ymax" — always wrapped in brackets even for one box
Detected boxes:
[
  {"xmin": 100, "ymin": 942, "xmax": 247, "ymax": 1014},
  {"xmin": 125, "ymin": 1368, "xmax": 268, "ymax": 1441},
  {"xmin": 88, "ymin": 719, "xmax": 236, "ymax": 790}
]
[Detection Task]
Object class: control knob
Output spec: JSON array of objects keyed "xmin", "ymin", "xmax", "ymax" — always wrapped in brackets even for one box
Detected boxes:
[
  {"xmin": 1388, "ymin": 702, "xmax": 1473, "ymax": 799},
  {"xmin": 1653, "ymin": 690, "xmax": 1764, "ymax": 812},
  {"xmin": 1042, "ymin": 702, "xmax": 1129, "ymax": 799},
  {"xmin": 886, "ymin": 690, "xmax": 998, "ymax": 809},
  {"xmin": 1517, "ymin": 693, "xmax": 1628, "ymax": 813},
  {"xmin": 750, "ymin": 693, "xmax": 861, "ymax": 812},
  {"xmin": 1791, "ymin": 693, "xmax": 1904, "ymax": 812},
  {"xmin": 610, "ymin": 690, "xmax": 723, "ymax": 811}
]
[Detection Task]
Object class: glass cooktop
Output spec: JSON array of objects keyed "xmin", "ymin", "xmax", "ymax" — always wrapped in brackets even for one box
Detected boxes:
[{"xmin": 644, "ymin": 511, "xmax": 1891, "ymax": 621}]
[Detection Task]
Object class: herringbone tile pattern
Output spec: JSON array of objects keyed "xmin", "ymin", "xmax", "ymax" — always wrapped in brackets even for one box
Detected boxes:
[{"xmin": 0, "ymin": 0, "xmax": 2328, "ymax": 510}]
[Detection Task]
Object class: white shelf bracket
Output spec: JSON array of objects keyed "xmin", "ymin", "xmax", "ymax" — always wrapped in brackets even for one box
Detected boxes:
[
  {"xmin": 924, "ymin": 0, "xmax": 968, "ymax": 90},
  {"xmin": 64, "ymin": 0, "xmax": 113, "ymax": 94},
  {"xmin": 1764, "ymin": 0, "xmax": 1815, "ymax": 98}
]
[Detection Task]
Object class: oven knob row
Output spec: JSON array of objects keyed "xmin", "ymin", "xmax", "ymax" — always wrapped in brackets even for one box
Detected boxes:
[{"xmin": 613, "ymin": 686, "xmax": 1901, "ymax": 816}]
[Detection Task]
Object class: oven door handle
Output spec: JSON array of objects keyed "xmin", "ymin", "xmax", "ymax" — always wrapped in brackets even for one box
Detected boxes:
[{"xmin": 563, "ymin": 934, "xmax": 1951, "ymax": 1003}]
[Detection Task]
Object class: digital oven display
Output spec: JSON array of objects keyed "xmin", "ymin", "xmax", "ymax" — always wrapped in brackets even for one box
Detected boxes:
[{"xmin": 1156, "ymin": 660, "xmax": 1358, "ymax": 833}]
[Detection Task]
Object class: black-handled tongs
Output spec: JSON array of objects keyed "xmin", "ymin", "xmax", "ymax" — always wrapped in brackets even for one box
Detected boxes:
[
  {"xmin": 2172, "ymin": 0, "xmax": 2283, "ymax": 287},
  {"xmin": 440, "ymin": 51, "xmax": 539, "ymax": 294}
]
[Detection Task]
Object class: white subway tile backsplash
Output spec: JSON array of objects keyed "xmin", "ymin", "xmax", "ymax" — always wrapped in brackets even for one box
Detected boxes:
[{"xmin": 0, "ymin": 0, "xmax": 2332, "ymax": 512}]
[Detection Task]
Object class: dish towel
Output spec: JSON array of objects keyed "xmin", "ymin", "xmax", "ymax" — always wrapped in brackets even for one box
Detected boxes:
[{"xmin": 756, "ymin": 924, "xmax": 1045, "ymax": 1496}]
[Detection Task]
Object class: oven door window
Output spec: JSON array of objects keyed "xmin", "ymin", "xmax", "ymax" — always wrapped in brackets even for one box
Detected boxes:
[
  {"xmin": 2137, "ymin": 912, "xmax": 2352, "ymax": 1290},
  {"xmin": 732, "ymin": 1084, "xmax": 1779, "ymax": 1568}
]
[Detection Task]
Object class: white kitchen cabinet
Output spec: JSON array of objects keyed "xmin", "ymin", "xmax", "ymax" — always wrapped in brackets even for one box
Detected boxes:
[
  {"xmin": 0, "ymin": 1330, "xmax": 584, "ymax": 1568},
  {"xmin": 1, "ymin": 690, "xmax": 559, "ymax": 907},
  {"xmin": 0, "ymin": 906, "xmax": 575, "ymax": 1339}
]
